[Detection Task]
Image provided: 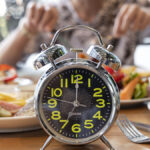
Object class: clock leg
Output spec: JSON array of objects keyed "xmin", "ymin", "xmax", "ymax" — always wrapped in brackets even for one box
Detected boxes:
[
  {"xmin": 100, "ymin": 135, "xmax": 115, "ymax": 150},
  {"xmin": 40, "ymin": 135, "xmax": 53, "ymax": 150}
]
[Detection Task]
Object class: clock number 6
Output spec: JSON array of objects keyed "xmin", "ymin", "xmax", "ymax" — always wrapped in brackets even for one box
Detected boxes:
[{"xmin": 72, "ymin": 124, "xmax": 81, "ymax": 133}]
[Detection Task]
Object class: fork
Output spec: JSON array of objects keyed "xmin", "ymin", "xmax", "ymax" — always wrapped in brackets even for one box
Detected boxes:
[{"xmin": 117, "ymin": 115, "xmax": 150, "ymax": 143}]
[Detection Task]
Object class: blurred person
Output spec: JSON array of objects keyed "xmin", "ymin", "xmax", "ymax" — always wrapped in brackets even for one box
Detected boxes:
[
  {"xmin": 0, "ymin": 1, "xmax": 58, "ymax": 66},
  {"xmin": 0, "ymin": 0, "xmax": 150, "ymax": 66},
  {"xmin": 57, "ymin": 0, "xmax": 150, "ymax": 64}
]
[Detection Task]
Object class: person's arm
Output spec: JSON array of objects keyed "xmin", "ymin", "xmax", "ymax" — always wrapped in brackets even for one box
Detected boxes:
[
  {"xmin": 0, "ymin": 23, "xmax": 32, "ymax": 66},
  {"xmin": 113, "ymin": 4, "xmax": 150, "ymax": 38},
  {"xmin": 0, "ymin": 2, "xmax": 58, "ymax": 66}
]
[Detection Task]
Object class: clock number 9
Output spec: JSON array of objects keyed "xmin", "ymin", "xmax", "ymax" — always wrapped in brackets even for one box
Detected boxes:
[
  {"xmin": 51, "ymin": 111, "xmax": 61, "ymax": 120},
  {"xmin": 48, "ymin": 99, "xmax": 57, "ymax": 108},
  {"xmin": 93, "ymin": 88, "xmax": 102, "ymax": 97},
  {"xmin": 72, "ymin": 124, "xmax": 81, "ymax": 133},
  {"xmin": 96, "ymin": 99, "xmax": 105, "ymax": 108}
]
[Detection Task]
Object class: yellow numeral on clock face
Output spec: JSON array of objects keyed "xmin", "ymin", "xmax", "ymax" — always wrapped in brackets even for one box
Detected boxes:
[
  {"xmin": 51, "ymin": 111, "xmax": 61, "ymax": 120},
  {"xmin": 88, "ymin": 78, "xmax": 91, "ymax": 88},
  {"xmin": 51, "ymin": 88, "xmax": 62, "ymax": 97},
  {"xmin": 96, "ymin": 99, "xmax": 105, "ymax": 108},
  {"xmin": 60, "ymin": 120, "xmax": 69, "ymax": 129},
  {"xmin": 93, "ymin": 88, "xmax": 102, "ymax": 97},
  {"xmin": 48, "ymin": 99, "xmax": 57, "ymax": 108},
  {"xmin": 60, "ymin": 78, "xmax": 68, "ymax": 88},
  {"xmin": 84, "ymin": 120, "xmax": 94, "ymax": 129},
  {"xmin": 72, "ymin": 124, "xmax": 81, "ymax": 133},
  {"xmin": 71, "ymin": 74, "xmax": 83, "ymax": 84},
  {"xmin": 93, "ymin": 111, "xmax": 102, "ymax": 120}
]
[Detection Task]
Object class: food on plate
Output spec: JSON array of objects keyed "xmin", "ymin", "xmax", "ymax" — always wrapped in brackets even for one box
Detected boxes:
[
  {"xmin": 78, "ymin": 53, "xmax": 150, "ymax": 100},
  {"xmin": 104, "ymin": 66, "xmax": 124, "ymax": 84},
  {"xmin": 0, "ymin": 106, "xmax": 11, "ymax": 117},
  {"xmin": 0, "ymin": 92, "xmax": 26, "ymax": 117},
  {"xmin": 120, "ymin": 76, "xmax": 140, "ymax": 100},
  {"xmin": 0, "ymin": 64, "xmax": 17, "ymax": 84},
  {"xmin": 0, "ymin": 64, "xmax": 35, "ymax": 117},
  {"xmin": 15, "ymin": 97, "xmax": 35, "ymax": 117},
  {"xmin": 105, "ymin": 65, "xmax": 150, "ymax": 100}
]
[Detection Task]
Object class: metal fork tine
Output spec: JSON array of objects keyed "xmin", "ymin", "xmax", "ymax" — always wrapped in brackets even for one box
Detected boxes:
[
  {"xmin": 119, "ymin": 117, "xmax": 136, "ymax": 138},
  {"xmin": 117, "ymin": 114, "xmax": 150, "ymax": 144},
  {"xmin": 124, "ymin": 115, "xmax": 143, "ymax": 137},
  {"xmin": 117, "ymin": 117, "xmax": 133, "ymax": 139},
  {"xmin": 121, "ymin": 119, "xmax": 137, "ymax": 138},
  {"xmin": 121, "ymin": 115, "xmax": 141, "ymax": 138}
]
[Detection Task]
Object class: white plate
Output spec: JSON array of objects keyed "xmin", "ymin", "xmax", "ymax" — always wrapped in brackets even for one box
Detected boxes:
[
  {"xmin": 0, "ymin": 115, "xmax": 41, "ymax": 133},
  {"xmin": 120, "ymin": 97, "xmax": 150, "ymax": 107}
]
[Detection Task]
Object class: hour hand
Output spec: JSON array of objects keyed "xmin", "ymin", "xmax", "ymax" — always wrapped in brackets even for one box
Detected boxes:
[{"xmin": 48, "ymin": 97, "xmax": 74, "ymax": 105}]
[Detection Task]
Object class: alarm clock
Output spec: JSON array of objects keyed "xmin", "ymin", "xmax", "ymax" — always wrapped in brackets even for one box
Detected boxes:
[{"xmin": 34, "ymin": 25, "xmax": 121, "ymax": 150}]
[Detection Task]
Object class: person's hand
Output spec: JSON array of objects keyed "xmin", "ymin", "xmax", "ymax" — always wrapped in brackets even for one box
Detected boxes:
[
  {"xmin": 113, "ymin": 4, "xmax": 150, "ymax": 38},
  {"xmin": 19, "ymin": 2, "xmax": 58, "ymax": 36}
]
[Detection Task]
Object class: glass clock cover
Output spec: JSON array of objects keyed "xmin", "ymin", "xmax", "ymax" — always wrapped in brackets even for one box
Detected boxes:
[{"xmin": 38, "ymin": 67, "xmax": 113, "ymax": 141}]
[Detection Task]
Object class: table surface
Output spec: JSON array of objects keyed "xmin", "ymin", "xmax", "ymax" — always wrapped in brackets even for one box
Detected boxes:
[{"xmin": 1, "ymin": 104, "xmax": 150, "ymax": 150}]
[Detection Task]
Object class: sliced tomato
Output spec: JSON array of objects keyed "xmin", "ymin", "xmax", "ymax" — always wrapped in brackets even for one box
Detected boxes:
[
  {"xmin": 0, "ymin": 64, "xmax": 17, "ymax": 83},
  {"xmin": 104, "ymin": 66, "xmax": 115, "ymax": 74},
  {"xmin": 104, "ymin": 66, "xmax": 124, "ymax": 83}
]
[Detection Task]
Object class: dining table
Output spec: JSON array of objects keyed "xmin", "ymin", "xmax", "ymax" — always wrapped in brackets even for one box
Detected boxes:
[{"xmin": 0, "ymin": 103, "xmax": 150, "ymax": 150}]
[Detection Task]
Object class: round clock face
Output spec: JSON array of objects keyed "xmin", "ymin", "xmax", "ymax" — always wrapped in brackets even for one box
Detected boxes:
[{"xmin": 39, "ymin": 67, "xmax": 113, "ymax": 141}]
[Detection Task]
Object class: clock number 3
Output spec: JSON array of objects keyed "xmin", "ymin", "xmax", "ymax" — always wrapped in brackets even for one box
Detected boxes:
[{"xmin": 96, "ymin": 99, "xmax": 105, "ymax": 108}]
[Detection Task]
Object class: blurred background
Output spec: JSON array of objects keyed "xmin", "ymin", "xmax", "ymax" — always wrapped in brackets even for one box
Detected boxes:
[
  {"xmin": 0, "ymin": 0, "xmax": 150, "ymax": 81},
  {"xmin": 0, "ymin": 0, "xmax": 150, "ymax": 127}
]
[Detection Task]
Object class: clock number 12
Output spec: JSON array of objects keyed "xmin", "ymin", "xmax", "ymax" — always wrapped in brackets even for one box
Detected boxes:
[{"xmin": 71, "ymin": 74, "xmax": 83, "ymax": 84}]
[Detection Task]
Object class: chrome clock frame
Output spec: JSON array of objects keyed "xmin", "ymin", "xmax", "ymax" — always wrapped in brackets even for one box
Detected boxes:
[
  {"xmin": 34, "ymin": 25, "xmax": 121, "ymax": 150},
  {"xmin": 34, "ymin": 58, "xmax": 120, "ymax": 145}
]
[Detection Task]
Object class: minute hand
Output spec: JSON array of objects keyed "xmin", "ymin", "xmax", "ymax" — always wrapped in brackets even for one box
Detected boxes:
[{"xmin": 75, "ymin": 75, "xmax": 79, "ymax": 103}]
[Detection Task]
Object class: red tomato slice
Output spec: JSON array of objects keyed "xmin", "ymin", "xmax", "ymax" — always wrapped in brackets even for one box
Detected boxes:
[
  {"xmin": 0, "ymin": 64, "xmax": 17, "ymax": 83},
  {"xmin": 104, "ymin": 66, "xmax": 124, "ymax": 83}
]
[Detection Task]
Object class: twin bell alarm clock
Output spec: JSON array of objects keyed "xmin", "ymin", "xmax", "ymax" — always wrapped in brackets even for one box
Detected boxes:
[{"xmin": 34, "ymin": 25, "xmax": 121, "ymax": 150}]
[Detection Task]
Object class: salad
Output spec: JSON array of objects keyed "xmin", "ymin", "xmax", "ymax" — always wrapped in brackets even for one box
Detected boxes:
[{"xmin": 105, "ymin": 66, "xmax": 150, "ymax": 100}]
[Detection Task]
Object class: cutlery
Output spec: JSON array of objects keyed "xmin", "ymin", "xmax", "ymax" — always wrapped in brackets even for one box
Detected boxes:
[
  {"xmin": 132, "ymin": 121, "xmax": 150, "ymax": 132},
  {"xmin": 117, "ymin": 115, "xmax": 150, "ymax": 143}
]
